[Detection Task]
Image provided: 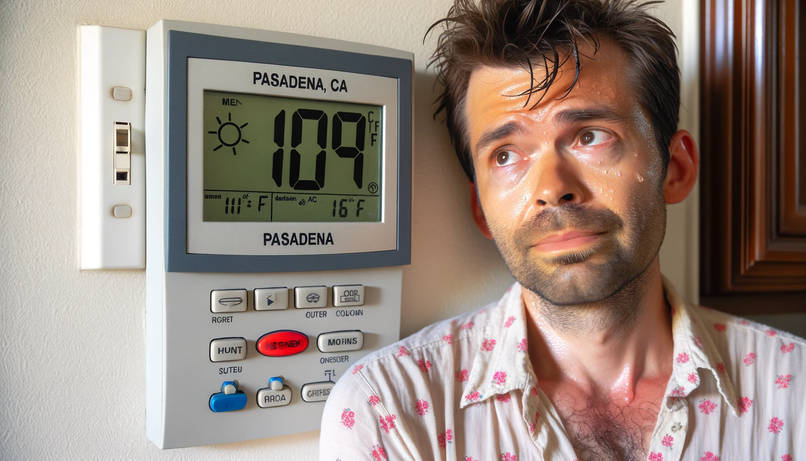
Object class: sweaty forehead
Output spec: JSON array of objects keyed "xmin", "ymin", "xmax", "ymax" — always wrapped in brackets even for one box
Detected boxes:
[{"xmin": 463, "ymin": 39, "xmax": 639, "ymax": 152}]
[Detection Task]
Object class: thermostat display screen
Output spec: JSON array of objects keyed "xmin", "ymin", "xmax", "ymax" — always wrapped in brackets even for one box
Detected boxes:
[{"xmin": 203, "ymin": 90, "xmax": 382, "ymax": 222}]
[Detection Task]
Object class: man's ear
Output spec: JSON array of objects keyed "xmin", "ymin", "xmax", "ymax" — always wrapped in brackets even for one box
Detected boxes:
[
  {"xmin": 663, "ymin": 130, "xmax": 699, "ymax": 204},
  {"xmin": 469, "ymin": 182, "xmax": 493, "ymax": 239}
]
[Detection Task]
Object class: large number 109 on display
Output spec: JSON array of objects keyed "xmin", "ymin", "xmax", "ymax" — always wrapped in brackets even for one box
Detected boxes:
[{"xmin": 203, "ymin": 90, "xmax": 382, "ymax": 223}]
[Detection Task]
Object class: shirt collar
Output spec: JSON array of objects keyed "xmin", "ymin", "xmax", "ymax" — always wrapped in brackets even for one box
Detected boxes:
[
  {"xmin": 460, "ymin": 283, "xmax": 535, "ymax": 409},
  {"xmin": 663, "ymin": 276, "xmax": 740, "ymax": 415},
  {"xmin": 459, "ymin": 278, "xmax": 740, "ymax": 415}
]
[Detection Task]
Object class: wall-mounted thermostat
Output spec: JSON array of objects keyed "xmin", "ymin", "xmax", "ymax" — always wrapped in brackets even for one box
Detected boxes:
[{"xmin": 145, "ymin": 20, "xmax": 412, "ymax": 448}]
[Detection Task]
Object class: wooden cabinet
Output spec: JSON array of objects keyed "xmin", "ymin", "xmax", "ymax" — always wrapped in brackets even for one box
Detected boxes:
[{"xmin": 700, "ymin": 0, "xmax": 806, "ymax": 314}]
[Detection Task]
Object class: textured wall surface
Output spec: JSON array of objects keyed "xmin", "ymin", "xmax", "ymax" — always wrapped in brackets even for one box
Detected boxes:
[{"xmin": 2, "ymin": 1, "xmax": 795, "ymax": 460}]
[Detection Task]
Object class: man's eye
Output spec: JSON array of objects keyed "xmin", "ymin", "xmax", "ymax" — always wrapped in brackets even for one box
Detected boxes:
[
  {"xmin": 494, "ymin": 150, "xmax": 520, "ymax": 166},
  {"xmin": 577, "ymin": 129, "xmax": 612, "ymax": 147}
]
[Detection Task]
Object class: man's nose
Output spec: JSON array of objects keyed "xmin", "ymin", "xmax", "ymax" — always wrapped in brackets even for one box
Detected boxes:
[{"xmin": 532, "ymin": 152, "xmax": 586, "ymax": 207}]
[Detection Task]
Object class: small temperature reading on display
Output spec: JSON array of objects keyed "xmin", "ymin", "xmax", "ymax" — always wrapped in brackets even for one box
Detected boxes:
[{"xmin": 203, "ymin": 90, "xmax": 382, "ymax": 222}]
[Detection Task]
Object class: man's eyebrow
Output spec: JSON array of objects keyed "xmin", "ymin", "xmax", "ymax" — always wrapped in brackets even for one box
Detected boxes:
[
  {"xmin": 474, "ymin": 121, "xmax": 525, "ymax": 155},
  {"xmin": 553, "ymin": 107, "xmax": 627, "ymax": 124}
]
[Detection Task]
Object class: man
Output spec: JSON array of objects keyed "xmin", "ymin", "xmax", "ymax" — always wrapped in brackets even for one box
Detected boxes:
[{"xmin": 320, "ymin": 1, "xmax": 805, "ymax": 460}]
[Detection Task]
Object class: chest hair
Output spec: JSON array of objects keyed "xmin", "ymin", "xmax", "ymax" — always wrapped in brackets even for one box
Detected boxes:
[{"xmin": 551, "ymin": 393, "xmax": 661, "ymax": 461}]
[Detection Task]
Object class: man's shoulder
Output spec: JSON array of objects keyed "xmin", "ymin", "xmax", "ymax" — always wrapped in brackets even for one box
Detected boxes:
[
  {"xmin": 693, "ymin": 305, "xmax": 805, "ymax": 409},
  {"xmin": 356, "ymin": 292, "xmax": 508, "ymax": 371},
  {"xmin": 694, "ymin": 304, "xmax": 806, "ymax": 355}
]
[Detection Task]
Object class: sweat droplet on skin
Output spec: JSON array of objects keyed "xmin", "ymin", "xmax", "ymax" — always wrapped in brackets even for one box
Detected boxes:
[
  {"xmin": 616, "ymin": 170, "xmax": 622, "ymax": 177},
  {"xmin": 635, "ymin": 174, "xmax": 645, "ymax": 183}
]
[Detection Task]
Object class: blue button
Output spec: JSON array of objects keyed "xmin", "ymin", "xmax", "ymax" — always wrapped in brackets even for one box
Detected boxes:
[{"xmin": 209, "ymin": 391, "xmax": 247, "ymax": 412}]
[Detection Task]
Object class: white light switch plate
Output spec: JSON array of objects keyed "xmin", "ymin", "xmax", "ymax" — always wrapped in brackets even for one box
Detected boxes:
[{"xmin": 79, "ymin": 25, "xmax": 145, "ymax": 269}]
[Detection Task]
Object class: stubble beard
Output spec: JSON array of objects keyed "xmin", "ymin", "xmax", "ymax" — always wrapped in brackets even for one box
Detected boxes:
[{"xmin": 489, "ymin": 195, "xmax": 667, "ymax": 334}]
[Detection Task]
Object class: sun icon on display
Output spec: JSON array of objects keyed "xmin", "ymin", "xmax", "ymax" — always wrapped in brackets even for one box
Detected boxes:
[{"xmin": 209, "ymin": 112, "xmax": 249, "ymax": 155}]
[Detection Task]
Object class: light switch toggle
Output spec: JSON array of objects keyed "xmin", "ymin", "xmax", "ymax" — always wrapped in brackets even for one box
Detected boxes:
[
  {"xmin": 209, "ymin": 380, "xmax": 247, "ymax": 413},
  {"xmin": 113, "ymin": 121, "xmax": 131, "ymax": 185}
]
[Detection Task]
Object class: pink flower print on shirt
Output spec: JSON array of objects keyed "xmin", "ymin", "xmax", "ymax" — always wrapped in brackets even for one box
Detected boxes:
[
  {"xmin": 378, "ymin": 414, "xmax": 397, "ymax": 433},
  {"xmin": 500, "ymin": 452, "xmax": 517, "ymax": 461},
  {"xmin": 352, "ymin": 364, "xmax": 364, "ymax": 375},
  {"xmin": 396, "ymin": 346, "xmax": 410, "ymax": 357},
  {"xmin": 781, "ymin": 455, "xmax": 792, "ymax": 461},
  {"xmin": 437, "ymin": 429, "xmax": 453, "ymax": 448},
  {"xmin": 688, "ymin": 372, "xmax": 699, "ymax": 384},
  {"xmin": 776, "ymin": 374, "xmax": 791, "ymax": 389},
  {"xmin": 701, "ymin": 452, "xmax": 720, "ymax": 461},
  {"xmin": 371, "ymin": 445, "xmax": 388, "ymax": 461},
  {"xmin": 460, "ymin": 321, "xmax": 474, "ymax": 330},
  {"xmin": 368, "ymin": 395, "xmax": 381, "ymax": 406},
  {"xmin": 442, "ymin": 334, "xmax": 453, "ymax": 344},
  {"xmin": 456, "ymin": 369, "xmax": 469, "ymax": 382},
  {"xmin": 738, "ymin": 319, "xmax": 750, "ymax": 326},
  {"xmin": 415, "ymin": 399, "xmax": 429, "ymax": 416},
  {"xmin": 517, "ymin": 338, "xmax": 527, "ymax": 352},
  {"xmin": 743, "ymin": 352, "xmax": 756, "ymax": 365},
  {"xmin": 464, "ymin": 458, "xmax": 479, "ymax": 461},
  {"xmin": 693, "ymin": 335, "xmax": 703, "ymax": 348},
  {"xmin": 504, "ymin": 316, "xmax": 515, "ymax": 327},
  {"xmin": 662, "ymin": 434, "xmax": 674, "ymax": 448},
  {"xmin": 698, "ymin": 399, "xmax": 717, "ymax": 415},
  {"xmin": 768, "ymin": 417, "xmax": 784, "ymax": 434},
  {"xmin": 766, "ymin": 329, "xmax": 777, "ymax": 337},
  {"xmin": 676, "ymin": 352, "xmax": 690, "ymax": 363},
  {"xmin": 496, "ymin": 394, "xmax": 511, "ymax": 403},
  {"xmin": 481, "ymin": 338, "xmax": 496, "ymax": 351},
  {"xmin": 738, "ymin": 396, "xmax": 753, "ymax": 415},
  {"xmin": 713, "ymin": 323, "xmax": 727, "ymax": 332},
  {"xmin": 648, "ymin": 452, "xmax": 663, "ymax": 461},
  {"xmin": 341, "ymin": 408, "xmax": 355, "ymax": 429},
  {"xmin": 492, "ymin": 371, "xmax": 507, "ymax": 385},
  {"xmin": 781, "ymin": 342, "xmax": 795, "ymax": 353},
  {"xmin": 417, "ymin": 359, "xmax": 432, "ymax": 372},
  {"xmin": 527, "ymin": 410, "xmax": 540, "ymax": 433},
  {"xmin": 464, "ymin": 391, "xmax": 480, "ymax": 402},
  {"xmin": 670, "ymin": 386, "xmax": 686, "ymax": 397}
]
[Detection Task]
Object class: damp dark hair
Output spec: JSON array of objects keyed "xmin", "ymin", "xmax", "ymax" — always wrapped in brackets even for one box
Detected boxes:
[{"xmin": 427, "ymin": 0, "xmax": 679, "ymax": 180}]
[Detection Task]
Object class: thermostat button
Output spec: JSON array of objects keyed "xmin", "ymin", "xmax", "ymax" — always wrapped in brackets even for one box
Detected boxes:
[
  {"xmin": 210, "ymin": 337, "xmax": 247, "ymax": 362},
  {"xmin": 210, "ymin": 393, "xmax": 246, "ymax": 412},
  {"xmin": 254, "ymin": 287, "xmax": 288, "ymax": 311},
  {"xmin": 257, "ymin": 386, "xmax": 292, "ymax": 408},
  {"xmin": 317, "ymin": 330, "xmax": 364, "ymax": 353},
  {"xmin": 332, "ymin": 285, "xmax": 364, "ymax": 307},
  {"xmin": 294, "ymin": 286, "xmax": 327, "ymax": 308},
  {"xmin": 211, "ymin": 289, "xmax": 247, "ymax": 313},
  {"xmin": 256, "ymin": 330, "xmax": 309, "ymax": 357},
  {"xmin": 301, "ymin": 381, "xmax": 335, "ymax": 402}
]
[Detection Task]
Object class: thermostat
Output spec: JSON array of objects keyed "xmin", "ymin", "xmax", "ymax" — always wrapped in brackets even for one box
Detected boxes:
[{"xmin": 145, "ymin": 20, "xmax": 412, "ymax": 448}]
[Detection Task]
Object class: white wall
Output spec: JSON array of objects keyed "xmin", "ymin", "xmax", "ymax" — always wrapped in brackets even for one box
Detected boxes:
[{"xmin": 0, "ymin": 1, "xmax": 699, "ymax": 459}]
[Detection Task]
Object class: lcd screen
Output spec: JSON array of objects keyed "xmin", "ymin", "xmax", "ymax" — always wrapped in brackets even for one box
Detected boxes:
[{"xmin": 203, "ymin": 90, "xmax": 382, "ymax": 222}]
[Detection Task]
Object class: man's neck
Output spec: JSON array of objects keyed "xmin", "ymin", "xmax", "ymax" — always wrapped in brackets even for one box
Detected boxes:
[{"xmin": 523, "ymin": 258, "xmax": 674, "ymax": 403}]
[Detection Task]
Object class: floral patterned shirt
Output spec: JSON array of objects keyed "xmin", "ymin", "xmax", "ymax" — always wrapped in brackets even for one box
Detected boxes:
[{"xmin": 319, "ymin": 279, "xmax": 805, "ymax": 461}]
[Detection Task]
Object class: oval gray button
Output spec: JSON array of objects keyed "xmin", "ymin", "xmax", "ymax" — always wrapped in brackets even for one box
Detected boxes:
[
  {"xmin": 317, "ymin": 330, "xmax": 363, "ymax": 352},
  {"xmin": 257, "ymin": 387, "xmax": 292, "ymax": 408},
  {"xmin": 301, "ymin": 381, "xmax": 334, "ymax": 402},
  {"xmin": 211, "ymin": 289, "xmax": 247, "ymax": 313},
  {"xmin": 210, "ymin": 337, "xmax": 247, "ymax": 362}
]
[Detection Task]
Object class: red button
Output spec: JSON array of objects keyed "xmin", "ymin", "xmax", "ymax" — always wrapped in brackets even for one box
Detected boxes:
[{"xmin": 256, "ymin": 330, "xmax": 309, "ymax": 357}]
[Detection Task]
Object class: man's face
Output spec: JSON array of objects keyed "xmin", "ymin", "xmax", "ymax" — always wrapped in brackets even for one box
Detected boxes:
[{"xmin": 465, "ymin": 40, "xmax": 667, "ymax": 305}]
